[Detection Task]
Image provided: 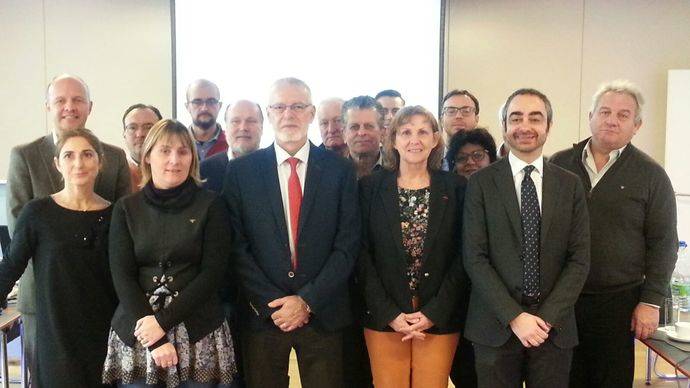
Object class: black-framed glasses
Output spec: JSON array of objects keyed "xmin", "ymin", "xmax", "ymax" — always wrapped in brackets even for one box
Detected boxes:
[
  {"xmin": 189, "ymin": 98, "xmax": 220, "ymax": 108},
  {"xmin": 269, "ymin": 103, "xmax": 312, "ymax": 114},
  {"xmin": 456, "ymin": 149, "xmax": 488, "ymax": 164},
  {"xmin": 443, "ymin": 106, "xmax": 476, "ymax": 117}
]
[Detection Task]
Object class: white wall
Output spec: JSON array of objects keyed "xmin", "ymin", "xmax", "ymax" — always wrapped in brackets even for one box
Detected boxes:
[
  {"xmin": 666, "ymin": 70, "xmax": 690, "ymax": 242},
  {"xmin": 445, "ymin": 0, "xmax": 690, "ymax": 163},
  {"xmin": 0, "ymin": 0, "xmax": 172, "ymax": 180}
]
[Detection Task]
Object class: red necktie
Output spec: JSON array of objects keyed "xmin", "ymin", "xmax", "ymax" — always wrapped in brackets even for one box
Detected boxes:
[{"xmin": 287, "ymin": 157, "xmax": 302, "ymax": 271}]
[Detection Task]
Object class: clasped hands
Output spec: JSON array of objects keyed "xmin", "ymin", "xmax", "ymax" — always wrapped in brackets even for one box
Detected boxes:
[
  {"xmin": 389, "ymin": 312, "xmax": 434, "ymax": 341},
  {"xmin": 510, "ymin": 312, "xmax": 552, "ymax": 348},
  {"xmin": 134, "ymin": 315, "xmax": 177, "ymax": 368},
  {"xmin": 269, "ymin": 295, "xmax": 311, "ymax": 332}
]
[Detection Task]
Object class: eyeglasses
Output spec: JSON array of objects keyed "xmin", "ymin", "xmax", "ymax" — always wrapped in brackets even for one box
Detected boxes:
[
  {"xmin": 443, "ymin": 106, "xmax": 476, "ymax": 117},
  {"xmin": 269, "ymin": 103, "xmax": 312, "ymax": 114},
  {"xmin": 455, "ymin": 149, "xmax": 488, "ymax": 164},
  {"xmin": 188, "ymin": 98, "xmax": 220, "ymax": 108}
]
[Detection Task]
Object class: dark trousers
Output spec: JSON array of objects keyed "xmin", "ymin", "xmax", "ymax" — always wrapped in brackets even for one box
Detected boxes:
[
  {"xmin": 242, "ymin": 326, "xmax": 344, "ymax": 388},
  {"xmin": 342, "ymin": 323, "xmax": 373, "ymax": 388},
  {"xmin": 449, "ymin": 335, "xmax": 477, "ymax": 388},
  {"xmin": 474, "ymin": 334, "xmax": 572, "ymax": 388},
  {"xmin": 569, "ymin": 287, "xmax": 640, "ymax": 388}
]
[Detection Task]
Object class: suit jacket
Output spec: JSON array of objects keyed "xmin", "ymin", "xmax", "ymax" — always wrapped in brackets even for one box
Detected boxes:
[
  {"xmin": 6, "ymin": 134, "xmax": 131, "ymax": 313},
  {"xmin": 358, "ymin": 169, "xmax": 467, "ymax": 334},
  {"xmin": 222, "ymin": 143, "xmax": 360, "ymax": 332},
  {"xmin": 200, "ymin": 152, "xmax": 229, "ymax": 193},
  {"xmin": 463, "ymin": 157, "xmax": 590, "ymax": 349}
]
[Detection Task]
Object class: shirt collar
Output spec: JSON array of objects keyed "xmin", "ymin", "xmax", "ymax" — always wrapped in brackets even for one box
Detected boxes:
[
  {"xmin": 275, "ymin": 140, "xmax": 310, "ymax": 166},
  {"xmin": 508, "ymin": 151, "xmax": 544, "ymax": 178},
  {"xmin": 582, "ymin": 138, "xmax": 627, "ymax": 165}
]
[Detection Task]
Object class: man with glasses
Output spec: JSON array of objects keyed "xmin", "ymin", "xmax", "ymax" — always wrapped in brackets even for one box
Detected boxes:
[
  {"xmin": 185, "ymin": 79, "xmax": 228, "ymax": 161},
  {"xmin": 317, "ymin": 98, "xmax": 349, "ymax": 158},
  {"xmin": 122, "ymin": 103, "xmax": 162, "ymax": 190},
  {"xmin": 223, "ymin": 78, "xmax": 360, "ymax": 388},
  {"xmin": 374, "ymin": 89, "xmax": 405, "ymax": 137},
  {"xmin": 441, "ymin": 89, "xmax": 483, "ymax": 172}
]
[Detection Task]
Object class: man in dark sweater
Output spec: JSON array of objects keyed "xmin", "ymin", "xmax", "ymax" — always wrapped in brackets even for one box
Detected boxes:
[{"xmin": 550, "ymin": 79, "xmax": 678, "ymax": 387}]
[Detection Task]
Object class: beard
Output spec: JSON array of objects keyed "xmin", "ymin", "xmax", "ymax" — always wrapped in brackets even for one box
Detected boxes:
[{"xmin": 193, "ymin": 114, "xmax": 217, "ymax": 130}]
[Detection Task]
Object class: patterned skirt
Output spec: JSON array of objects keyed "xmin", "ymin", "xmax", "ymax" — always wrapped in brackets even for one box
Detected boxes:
[{"xmin": 102, "ymin": 287, "xmax": 237, "ymax": 387}]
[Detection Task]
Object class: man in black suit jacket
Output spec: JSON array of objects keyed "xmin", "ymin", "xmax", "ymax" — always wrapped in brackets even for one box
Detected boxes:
[
  {"xmin": 201, "ymin": 99, "xmax": 263, "ymax": 193},
  {"xmin": 6, "ymin": 74, "xmax": 130, "ymax": 380},
  {"xmin": 222, "ymin": 78, "xmax": 360, "ymax": 388},
  {"xmin": 463, "ymin": 89, "xmax": 590, "ymax": 387}
]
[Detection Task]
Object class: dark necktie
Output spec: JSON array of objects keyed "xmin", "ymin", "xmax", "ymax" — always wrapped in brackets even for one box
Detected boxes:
[
  {"xmin": 520, "ymin": 165, "xmax": 541, "ymax": 298},
  {"xmin": 287, "ymin": 157, "xmax": 302, "ymax": 271}
]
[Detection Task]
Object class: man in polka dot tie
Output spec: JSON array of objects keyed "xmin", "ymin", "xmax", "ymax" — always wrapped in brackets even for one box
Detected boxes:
[{"xmin": 462, "ymin": 88, "xmax": 591, "ymax": 388}]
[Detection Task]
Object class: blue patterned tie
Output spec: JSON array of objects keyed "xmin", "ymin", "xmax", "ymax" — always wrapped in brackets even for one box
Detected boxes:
[{"xmin": 520, "ymin": 165, "xmax": 541, "ymax": 299}]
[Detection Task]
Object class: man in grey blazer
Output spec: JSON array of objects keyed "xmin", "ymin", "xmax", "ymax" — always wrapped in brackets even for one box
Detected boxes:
[
  {"xmin": 6, "ymin": 74, "xmax": 130, "ymax": 378},
  {"xmin": 463, "ymin": 88, "xmax": 590, "ymax": 387}
]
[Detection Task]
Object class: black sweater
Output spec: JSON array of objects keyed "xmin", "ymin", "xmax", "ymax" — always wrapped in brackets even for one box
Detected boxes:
[
  {"xmin": 109, "ymin": 179, "xmax": 231, "ymax": 347},
  {"xmin": 550, "ymin": 139, "xmax": 678, "ymax": 306}
]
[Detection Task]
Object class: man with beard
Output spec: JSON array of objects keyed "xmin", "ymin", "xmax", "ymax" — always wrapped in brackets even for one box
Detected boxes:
[
  {"xmin": 185, "ymin": 79, "xmax": 228, "ymax": 161},
  {"xmin": 223, "ymin": 77, "xmax": 359, "ymax": 388},
  {"xmin": 121, "ymin": 103, "xmax": 162, "ymax": 190},
  {"xmin": 201, "ymin": 100, "xmax": 264, "ymax": 193},
  {"xmin": 317, "ymin": 98, "xmax": 348, "ymax": 157},
  {"xmin": 463, "ymin": 88, "xmax": 590, "ymax": 387},
  {"xmin": 550, "ymin": 80, "xmax": 678, "ymax": 387},
  {"xmin": 375, "ymin": 89, "xmax": 405, "ymax": 138},
  {"xmin": 343, "ymin": 96, "xmax": 384, "ymax": 178}
]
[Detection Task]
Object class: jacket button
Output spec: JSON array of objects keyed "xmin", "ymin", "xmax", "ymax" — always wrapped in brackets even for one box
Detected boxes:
[
  {"xmin": 153, "ymin": 276, "xmax": 158, "ymax": 283},
  {"xmin": 424, "ymin": 272, "xmax": 430, "ymax": 278},
  {"xmin": 166, "ymin": 261, "xmax": 172, "ymax": 268},
  {"xmin": 288, "ymin": 271, "xmax": 295, "ymax": 278},
  {"xmin": 158, "ymin": 261, "xmax": 164, "ymax": 268}
]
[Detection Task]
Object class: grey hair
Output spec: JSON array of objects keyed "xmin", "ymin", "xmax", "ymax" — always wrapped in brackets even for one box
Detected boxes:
[
  {"xmin": 46, "ymin": 74, "xmax": 91, "ymax": 102},
  {"xmin": 590, "ymin": 79, "xmax": 644, "ymax": 124},
  {"xmin": 270, "ymin": 77, "xmax": 312, "ymax": 104}
]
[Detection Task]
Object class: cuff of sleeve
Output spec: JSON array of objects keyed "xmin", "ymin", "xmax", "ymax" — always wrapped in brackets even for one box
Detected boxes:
[
  {"xmin": 153, "ymin": 312, "xmax": 172, "ymax": 333},
  {"xmin": 147, "ymin": 336, "xmax": 169, "ymax": 351},
  {"xmin": 640, "ymin": 302, "xmax": 660, "ymax": 309},
  {"xmin": 498, "ymin": 303, "xmax": 524, "ymax": 328},
  {"xmin": 639, "ymin": 289, "xmax": 666, "ymax": 308}
]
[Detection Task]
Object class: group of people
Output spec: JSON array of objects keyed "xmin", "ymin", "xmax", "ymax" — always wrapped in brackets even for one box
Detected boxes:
[{"xmin": 0, "ymin": 73, "xmax": 678, "ymax": 388}]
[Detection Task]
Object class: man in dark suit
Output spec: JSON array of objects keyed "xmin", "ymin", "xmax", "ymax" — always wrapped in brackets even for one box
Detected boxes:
[
  {"xmin": 222, "ymin": 77, "xmax": 360, "ymax": 388},
  {"xmin": 6, "ymin": 74, "xmax": 130, "ymax": 379},
  {"xmin": 551, "ymin": 80, "xmax": 678, "ymax": 387},
  {"xmin": 463, "ymin": 88, "xmax": 590, "ymax": 387},
  {"xmin": 200, "ymin": 99, "xmax": 263, "ymax": 193}
]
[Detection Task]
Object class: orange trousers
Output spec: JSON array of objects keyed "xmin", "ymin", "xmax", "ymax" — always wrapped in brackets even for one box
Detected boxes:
[{"xmin": 363, "ymin": 328, "xmax": 460, "ymax": 388}]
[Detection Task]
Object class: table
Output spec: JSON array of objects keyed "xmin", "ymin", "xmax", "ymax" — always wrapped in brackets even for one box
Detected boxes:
[
  {"xmin": 0, "ymin": 304, "xmax": 25, "ymax": 388},
  {"xmin": 642, "ymin": 332, "xmax": 690, "ymax": 385}
]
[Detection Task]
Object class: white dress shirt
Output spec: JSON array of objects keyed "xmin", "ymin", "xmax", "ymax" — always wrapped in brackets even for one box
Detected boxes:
[
  {"xmin": 508, "ymin": 151, "xmax": 544, "ymax": 211},
  {"xmin": 582, "ymin": 139, "xmax": 626, "ymax": 189},
  {"xmin": 275, "ymin": 141, "xmax": 310, "ymax": 257}
]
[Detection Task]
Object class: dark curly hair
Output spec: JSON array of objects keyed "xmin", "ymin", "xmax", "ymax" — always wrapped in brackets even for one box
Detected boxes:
[{"xmin": 445, "ymin": 127, "xmax": 497, "ymax": 172}]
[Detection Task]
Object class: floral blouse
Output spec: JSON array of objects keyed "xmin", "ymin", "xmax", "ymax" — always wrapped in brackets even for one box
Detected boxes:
[{"xmin": 398, "ymin": 187, "xmax": 430, "ymax": 294}]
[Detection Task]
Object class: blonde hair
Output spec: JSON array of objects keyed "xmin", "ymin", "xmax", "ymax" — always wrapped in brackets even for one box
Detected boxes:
[
  {"xmin": 383, "ymin": 105, "xmax": 444, "ymax": 171},
  {"xmin": 139, "ymin": 119, "xmax": 201, "ymax": 188}
]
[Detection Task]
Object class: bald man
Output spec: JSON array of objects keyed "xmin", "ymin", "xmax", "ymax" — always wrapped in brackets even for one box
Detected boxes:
[
  {"xmin": 185, "ymin": 79, "xmax": 229, "ymax": 160},
  {"xmin": 7, "ymin": 74, "xmax": 130, "ymax": 378}
]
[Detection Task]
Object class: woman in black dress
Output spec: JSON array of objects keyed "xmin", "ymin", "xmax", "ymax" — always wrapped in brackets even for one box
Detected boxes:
[
  {"xmin": 0, "ymin": 128, "xmax": 117, "ymax": 388},
  {"xmin": 102, "ymin": 119, "xmax": 236, "ymax": 387}
]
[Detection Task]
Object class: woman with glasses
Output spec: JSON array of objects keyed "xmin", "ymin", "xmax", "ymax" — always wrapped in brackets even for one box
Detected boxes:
[
  {"xmin": 445, "ymin": 127, "xmax": 497, "ymax": 179},
  {"xmin": 358, "ymin": 106, "xmax": 466, "ymax": 388},
  {"xmin": 0, "ymin": 129, "xmax": 117, "ymax": 387},
  {"xmin": 102, "ymin": 119, "xmax": 236, "ymax": 387}
]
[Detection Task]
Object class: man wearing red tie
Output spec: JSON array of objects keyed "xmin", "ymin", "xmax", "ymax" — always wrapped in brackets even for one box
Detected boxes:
[{"xmin": 222, "ymin": 78, "xmax": 360, "ymax": 388}]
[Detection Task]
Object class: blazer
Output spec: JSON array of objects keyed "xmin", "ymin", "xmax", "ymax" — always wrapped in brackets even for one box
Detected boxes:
[
  {"xmin": 6, "ymin": 134, "xmax": 131, "ymax": 314},
  {"xmin": 222, "ymin": 143, "xmax": 360, "ymax": 332},
  {"xmin": 358, "ymin": 169, "xmax": 467, "ymax": 334},
  {"xmin": 200, "ymin": 151, "xmax": 229, "ymax": 193},
  {"xmin": 462, "ymin": 157, "xmax": 590, "ymax": 349}
]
